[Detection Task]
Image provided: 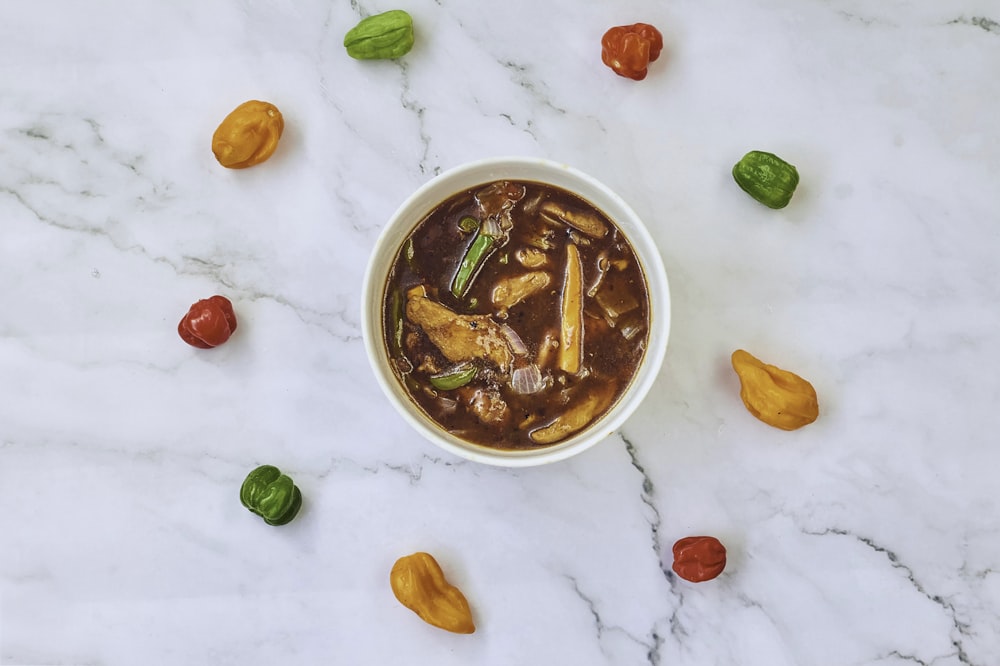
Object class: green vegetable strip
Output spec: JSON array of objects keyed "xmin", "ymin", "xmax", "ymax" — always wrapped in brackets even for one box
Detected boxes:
[
  {"xmin": 390, "ymin": 288, "xmax": 404, "ymax": 353},
  {"xmin": 451, "ymin": 231, "xmax": 496, "ymax": 298},
  {"xmin": 430, "ymin": 363, "xmax": 478, "ymax": 390}
]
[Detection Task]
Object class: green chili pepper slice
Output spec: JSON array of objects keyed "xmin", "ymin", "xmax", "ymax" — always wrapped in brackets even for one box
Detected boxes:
[
  {"xmin": 240, "ymin": 465, "xmax": 302, "ymax": 526},
  {"xmin": 429, "ymin": 363, "xmax": 478, "ymax": 390},
  {"xmin": 451, "ymin": 231, "xmax": 497, "ymax": 298},
  {"xmin": 458, "ymin": 216, "xmax": 479, "ymax": 233},
  {"xmin": 389, "ymin": 287, "xmax": 404, "ymax": 353}
]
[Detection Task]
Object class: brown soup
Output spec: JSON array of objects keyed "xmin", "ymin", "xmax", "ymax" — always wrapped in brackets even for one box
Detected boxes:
[{"xmin": 382, "ymin": 180, "xmax": 649, "ymax": 449}]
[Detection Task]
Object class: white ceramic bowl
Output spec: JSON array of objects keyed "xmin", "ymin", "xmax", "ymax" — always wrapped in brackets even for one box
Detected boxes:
[{"xmin": 361, "ymin": 157, "xmax": 670, "ymax": 466}]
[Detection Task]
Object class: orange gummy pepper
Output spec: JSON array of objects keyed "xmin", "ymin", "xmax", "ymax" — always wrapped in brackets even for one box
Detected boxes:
[
  {"xmin": 178, "ymin": 295, "xmax": 238, "ymax": 349},
  {"xmin": 672, "ymin": 536, "xmax": 727, "ymax": 582},
  {"xmin": 601, "ymin": 23, "xmax": 664, "ymax": 81}
]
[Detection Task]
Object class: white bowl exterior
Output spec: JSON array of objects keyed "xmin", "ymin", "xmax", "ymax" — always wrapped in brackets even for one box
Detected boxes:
[{"xmin": 361, "ymin": 157, "xmax": 670, "ymax": 466}]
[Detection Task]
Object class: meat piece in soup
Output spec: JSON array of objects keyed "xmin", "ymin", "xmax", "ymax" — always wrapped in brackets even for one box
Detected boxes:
[{"xmin": 382, "ymin": 180, "xmax": 650, "ymax": 449}]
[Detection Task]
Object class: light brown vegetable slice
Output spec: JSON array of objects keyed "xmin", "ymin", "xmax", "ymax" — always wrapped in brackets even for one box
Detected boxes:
[
  {"xmin": 594, "ymin": 272, "xmax": 641, "ymax": 321},
  {"xmin": 529, "ymin": 383, "xmax": 614, "ymax": 444},
  {"xmin": 539, "ymin": 201, "xmax": 609, "ymax": 239},
  {"xmin": 515, "ymin": 247, "xmax": 548, "ymax": 268},
  {"xmin": 490, "ymin": 271, "xmax": 552, "ymax": 309},
  {"xmin": 535, "ymin": 331, "xmax": 559, "ymax": 369},
  {"xmin": 558, "ymin": 244, "xmax": 584, "ymax": 374}
]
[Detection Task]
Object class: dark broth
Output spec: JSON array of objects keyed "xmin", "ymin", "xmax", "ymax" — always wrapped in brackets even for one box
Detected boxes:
[{"xmin": 382, "ymin": 180, "xmax": 649, "ymax": 449}]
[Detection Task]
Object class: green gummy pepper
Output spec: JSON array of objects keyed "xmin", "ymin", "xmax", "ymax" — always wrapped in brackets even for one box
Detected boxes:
[
  {"xmin": 344, "ymin": 10, "xmax": 415, "ymax": 60},
  {"xmin": 732, "ymin": 150, "xmax": 800, "ymax": 209},
  {"xmin": 240, "ymin": 465, "xmax": 302, "ymax": 526}
]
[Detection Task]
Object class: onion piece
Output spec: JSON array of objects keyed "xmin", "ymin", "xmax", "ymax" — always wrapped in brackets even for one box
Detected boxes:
[
  {"xmin": 500, "ymin": 324, "xmax": 529, "ymax": 356},
  {"xmin": 511, "ymin": 363, "xmax": 544, "ymax": 395},
  {"xmin": 619, "ymin": 319, "xmax": 645, "ymax": 341},
  {"xmin": 586, "ymin": 251, "xmax": 610, "ymax": 298},
  {"xmin": 480, "ymin": 215, "xmax": 502, "ymax": 238}
]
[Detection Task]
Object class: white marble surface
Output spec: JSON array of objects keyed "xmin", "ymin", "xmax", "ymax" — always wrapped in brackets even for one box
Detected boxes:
[{"xmin": 1, "ymin": 1, "xmax": 998, "ymax": 664}]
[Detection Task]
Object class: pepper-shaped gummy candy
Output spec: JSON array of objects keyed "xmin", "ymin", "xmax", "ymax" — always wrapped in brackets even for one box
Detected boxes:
[
  {"xmin": 672, "ymin": 536, "xmax": 727, "ymax": 582},
  {"xmin": 731, "ymin": 349, "xmax": 818, "ymax": 430},
  {"xmin": 212, "ymin": 100, "xmax": 284, "ymax": 169},
  {"xmin": 601, "ymin": 23, "xmax": 664, "ymax": 81},
  {"xmin": 390, "ymin": 552, "xmax": 476, "ymax": 633},
  {"xmin": 178, "ymin": 295, "xmax": 237, "ymax": 349},
  {"xmin": 240, "ymin": 465, "xmax": 302, "ymax": 526},
  {"xmin": 344, "ymin": 10, "xmax": 415, "ymax": 60},
  {"xmin": 732, "ymin": 151, "xmax": 800, "ymax": 209}
]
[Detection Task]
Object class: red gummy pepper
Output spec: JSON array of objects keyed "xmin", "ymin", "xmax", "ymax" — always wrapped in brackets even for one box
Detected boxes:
[
  {"xmin": 601, "ymin": 23, "xmax": 664, "ymax": 81},
  {"xmin": 178, "ymin": 295, "xmax": 238, "ymax": 348},
  {"xmin": 671, "ymin": 536, "xmax": 727, "ymax": 582}
]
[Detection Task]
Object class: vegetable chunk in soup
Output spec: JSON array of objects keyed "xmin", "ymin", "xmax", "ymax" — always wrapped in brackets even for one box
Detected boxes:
[{"xmin": 382, "ymin": 180, "xmax": 649, "ymax": 449}]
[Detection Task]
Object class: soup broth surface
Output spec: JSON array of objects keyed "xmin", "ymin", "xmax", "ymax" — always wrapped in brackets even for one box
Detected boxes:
[{"xmin": 383, "ymin": 180, "xmax": 649, "ymax": 449}]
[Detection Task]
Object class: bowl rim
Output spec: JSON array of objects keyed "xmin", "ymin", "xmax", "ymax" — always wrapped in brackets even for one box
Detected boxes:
[{"xmin": 361, "ymin": 156, "xmax": 670, "ymax": 466}]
